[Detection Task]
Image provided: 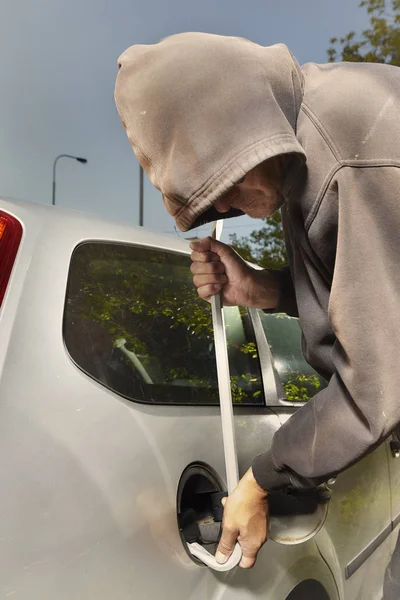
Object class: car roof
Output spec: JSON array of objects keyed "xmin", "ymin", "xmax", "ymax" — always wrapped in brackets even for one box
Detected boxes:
[{"xmin": 0, "ymin": 196, "xmax": 191, "ymax": 254}]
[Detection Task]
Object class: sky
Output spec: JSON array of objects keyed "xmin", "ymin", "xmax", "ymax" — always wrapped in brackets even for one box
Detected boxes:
[{"xmin": 0, "ymin": 0, "xmax": 370, "ymax": 244}]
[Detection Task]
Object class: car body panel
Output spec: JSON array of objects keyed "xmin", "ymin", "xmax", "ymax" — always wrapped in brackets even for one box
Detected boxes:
[{"xmin": 386, "ymin": 428, "xmax": 400, "ymax": 557}]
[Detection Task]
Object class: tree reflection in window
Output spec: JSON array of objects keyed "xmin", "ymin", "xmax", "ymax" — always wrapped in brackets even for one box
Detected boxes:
[{"xmin": 64, "ymin": 243, "xmax": 265, "ymax": 406}]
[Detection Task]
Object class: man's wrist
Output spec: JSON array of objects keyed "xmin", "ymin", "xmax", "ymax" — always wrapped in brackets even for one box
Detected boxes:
[
  {"xmin": 247, "ymin": 269, "xmax": 279, "ymax": 310},
  {"xmin": 244, "ymin": 467, "xmax": 269, "ymax": 498}
]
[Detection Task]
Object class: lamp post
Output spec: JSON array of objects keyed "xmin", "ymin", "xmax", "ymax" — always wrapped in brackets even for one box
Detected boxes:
[
  {"xmin": 139, "ymin": 163, "xmax": 144, "ymax": 226},
  {"xmin": 52, "ymin": 154, "xmax": 88, "ymax": 206}
]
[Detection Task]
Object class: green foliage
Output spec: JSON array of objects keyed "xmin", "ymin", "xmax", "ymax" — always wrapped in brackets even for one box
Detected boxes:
[
  {"xmin": 230, "ymin": 374, "xmax": 263, "ymax": 403},
  {"xmin": 237, "ymin": 341, "xmax": 258, "ymax": 358},
  {"xmin": 328, "ymin": 0, "xmax": 400, "ymax": 65},
  {"xmin": 71, "ymin": 246, "xmax": 215, "ymax": 364},
  {"xmin": 66, "ymin": 243, "xmax": 265, "ymax": 404},
  {"xmin": 230, "ymin": 212, "xmax": 287, "ymax": 269},
  {"xmin": 283, "ymin": 372, "xmax": 321, "ymax": 402}
]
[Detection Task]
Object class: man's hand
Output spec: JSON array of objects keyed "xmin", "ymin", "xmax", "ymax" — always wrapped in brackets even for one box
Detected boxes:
[
  {"xmin": 216, "ymin": 468, "xmax": 269, "ymax": 569},
  {"xmin": 190, "ymin": 237, "xmax": 279, "ymax": 309}
]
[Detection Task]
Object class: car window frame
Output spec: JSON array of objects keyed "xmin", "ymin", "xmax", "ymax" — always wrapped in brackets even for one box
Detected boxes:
[
  {"xmin": 252, "ymin": 308, "xmax": 329, "ymax": 408},
  {"xmin": 63, "ymin": 240, "xmax": 271, "ymax": 409}
]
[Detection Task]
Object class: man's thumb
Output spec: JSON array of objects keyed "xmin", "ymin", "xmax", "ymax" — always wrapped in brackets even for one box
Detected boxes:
[{"xmin": 208, "ymin": 237, "xmax": 232, "ymax": 257}]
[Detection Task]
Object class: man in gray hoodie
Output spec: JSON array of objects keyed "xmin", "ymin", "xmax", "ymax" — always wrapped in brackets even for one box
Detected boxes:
[{"xmin": 115, "ymin": 32, "xmax": 400, "ymax": 596}]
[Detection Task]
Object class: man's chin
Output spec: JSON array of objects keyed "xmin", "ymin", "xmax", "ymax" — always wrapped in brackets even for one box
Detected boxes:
[
  {"xmin": 244, "ymin": 197, "xmax": 284, "ymax": 220},
  {"xmin": 245, "ymin": 209, "xmax": 274, "ymax": 219},
  {"xmin": 244, "ymin": 213, "xmax": 268, "ymax": 220}
]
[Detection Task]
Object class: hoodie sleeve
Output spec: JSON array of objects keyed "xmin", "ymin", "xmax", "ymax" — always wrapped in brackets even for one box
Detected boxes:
[
  {"xmin": 253, "ymin": 165, "xmax": 400, "ymax": 491},
  {"xmin": 263, "ymin": 266, "xmax": 298, "ymax": 317}
]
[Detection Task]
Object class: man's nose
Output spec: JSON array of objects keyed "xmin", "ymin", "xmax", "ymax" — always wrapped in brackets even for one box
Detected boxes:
[{"xmin": 214, "ymin": 195, "xmax": 232, "ymax": 213}]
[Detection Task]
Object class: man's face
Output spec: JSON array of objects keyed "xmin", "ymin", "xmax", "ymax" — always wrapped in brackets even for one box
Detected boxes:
[{"xmin": 213, "ymin": 157, "xmax": 285, "ymax": 219}]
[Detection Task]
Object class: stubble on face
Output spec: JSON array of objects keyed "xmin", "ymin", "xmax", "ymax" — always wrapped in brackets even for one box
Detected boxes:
[
  {"xmin": 236, "ymin": 188, "xmax": 284, "ymax": 219},
  {"xmin": 216, "ymin": 156, "xmax": 286, "ymax": 219}
]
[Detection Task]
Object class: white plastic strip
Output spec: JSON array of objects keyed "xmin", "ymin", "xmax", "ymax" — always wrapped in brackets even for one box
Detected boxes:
[
  {"xmin": 188, "ymin": 542, "xmax": 242, "ymax": 571},
  {"xmin": 209, "ymin": 220, "xmax": 240, "ymax": 492},
  {"xmin": 188, "ymin": 220, "xmax": 242, "ymax": 571}
]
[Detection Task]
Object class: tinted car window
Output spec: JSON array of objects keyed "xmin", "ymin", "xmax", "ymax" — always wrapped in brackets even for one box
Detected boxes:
[
  {"xmin": 258, "ymin": 312, "xmax": 327, "ymax": 402},
  {"xmin": 64, "ymin": 242, "xmax": 265, "ymax": 405}
]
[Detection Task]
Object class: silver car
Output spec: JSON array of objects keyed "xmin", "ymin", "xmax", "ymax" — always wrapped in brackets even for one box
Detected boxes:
[{"xmin": 0, "ymin": 197, "xmax": 398, "ymax": 600}]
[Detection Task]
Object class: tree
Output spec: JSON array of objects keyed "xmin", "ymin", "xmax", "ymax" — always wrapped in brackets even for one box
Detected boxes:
[
  {"xmin": 230, "ymin": 213, "xmax": 286, "ymax": 269},
  {"xmin": 328, "ymin": 0, "xmax": 400, "ymax": 64},
  {"xmin": 230, "ymin": 212, "xmax": 286, "ymax": 269}
]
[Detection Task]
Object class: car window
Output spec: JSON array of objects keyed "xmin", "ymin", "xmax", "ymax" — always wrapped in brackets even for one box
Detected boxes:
[
  {"xmin": 64, "ymin": 242, "xmax": 265, "ymax": 406},
  {"xmin": 258, "ymin": 311, "xmax": 327, "ymax": 402}
]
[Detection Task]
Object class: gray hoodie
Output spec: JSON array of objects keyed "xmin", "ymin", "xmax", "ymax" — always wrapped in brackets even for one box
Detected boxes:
[{"xmin": 115, "ymin": 32, "xmax": 400, "ymax": 492}]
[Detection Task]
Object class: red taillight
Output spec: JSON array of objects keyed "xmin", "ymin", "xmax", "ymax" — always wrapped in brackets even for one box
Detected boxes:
[{"xmin": 0, "ymin": 211, "xmax": 23, "ymax": 307}]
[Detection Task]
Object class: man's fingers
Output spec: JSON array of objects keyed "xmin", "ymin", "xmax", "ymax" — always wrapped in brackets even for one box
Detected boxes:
[
  {"xmin": 193, "ymin": 274, "xmax": 227, "ymax": 288},
  {"xmin": 190, "ymin": 237, "xmax": 234, "ymax": 260},
  {"xmin": 196, "ymin": 284, "xmax": 221, "ymax": 301},
  {"xmin": 190, "ymin": 261, "xmax": 225, "ymax": 275},
  {"xmin": 239, "ymin": 552, "xmax": 257, "ymax": 569},
  {"xmin": 216, "ymin": 526, "xmax": 239, "ymax": 564},
  {"xmin": 237, "ymin": 528, "xmax": 268, "ymax": 569},
  {"xmin": 190, "ymin": 250, "xmax": 220, "ymax": 263},
  {"xmin": 212, "ymin": 469, "xmax": 269, "ymax": 570},
  {"xmin": 189, "ymin": 238, "xmax": 212, "ymax": 252}
]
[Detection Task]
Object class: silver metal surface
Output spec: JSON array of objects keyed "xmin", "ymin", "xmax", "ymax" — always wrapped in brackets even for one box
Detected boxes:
[{"xmin": 248, "ymin": 308, "xmax": 278, "ymax": 404}]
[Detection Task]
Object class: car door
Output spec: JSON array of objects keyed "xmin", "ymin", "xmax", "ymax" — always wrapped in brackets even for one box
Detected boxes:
[
  {"xmin": 387, "ymin": 426, "xmax": 400, "ymax": 552},
  {"xmin": 258, "ymin": 311, "xmax": 393, "ymax": 600}
]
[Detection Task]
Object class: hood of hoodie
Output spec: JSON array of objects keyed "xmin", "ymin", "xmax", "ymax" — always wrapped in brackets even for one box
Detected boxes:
[{"xmin": 115, "ymin": 32, "xmax": 306, "ymax": 231}]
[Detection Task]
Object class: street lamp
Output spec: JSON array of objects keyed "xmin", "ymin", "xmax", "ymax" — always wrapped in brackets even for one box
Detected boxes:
[
  {"xmin": 139, "ymin": 163, "xmax": 144, "ymax": 226},
  {"xmin": 52, "ymin": 154, "xmax": 88, "ymax": 206}
]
